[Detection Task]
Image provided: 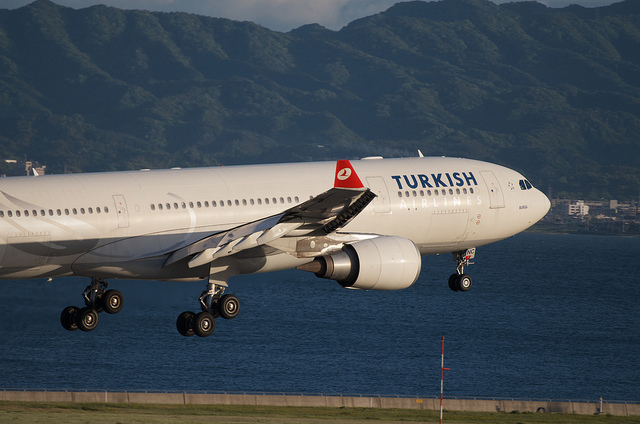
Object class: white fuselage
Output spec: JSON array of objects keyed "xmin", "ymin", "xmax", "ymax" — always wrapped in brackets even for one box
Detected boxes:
[{"xmin": 0, "ymin": 157, "xmax": 550, "ymax": 281}]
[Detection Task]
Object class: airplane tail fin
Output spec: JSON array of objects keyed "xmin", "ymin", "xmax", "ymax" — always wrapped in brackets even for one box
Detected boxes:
[{"xmin": 334, "ymin": 160, "xmax": 364, "ymax": 189}]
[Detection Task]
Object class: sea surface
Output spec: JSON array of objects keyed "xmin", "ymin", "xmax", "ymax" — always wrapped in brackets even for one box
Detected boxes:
[{"xmin": 0, "ymin": 233, "xmax": 638, "ymax": 401}]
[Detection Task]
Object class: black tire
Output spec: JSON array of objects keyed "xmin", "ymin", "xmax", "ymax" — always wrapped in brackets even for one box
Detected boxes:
[
  {"xmin": 457, "ymin": 274, "xmax": 473, "ymax": 292},
  {"xmin": 60, "ymin": 306, "xmax": 79, "ymax": 331},
  {"xmin": 76, "ymin": 307, "xmax": 99, "ymax": 332},
  {"xmin": 102, "ymin": 289, "xmax": 124, "ymax": 314},
  {"xmin": 194, "ymin": 312, "xmax": 215, "ymax": 337},
  {"xmin": 217, "ymin": 294, "xmax": 240, "ymax": 320},
  {"xmin": 448, "ymin": 274, "xmax": 459, "ymax": 292},
  {"xmin": 176, "ymin": 311, "xmax": 195, "ymax": 337}
]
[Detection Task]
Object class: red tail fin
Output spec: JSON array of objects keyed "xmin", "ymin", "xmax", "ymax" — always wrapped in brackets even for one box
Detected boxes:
[{"xmin": 334, "ymin": 160, "xmax": 364, "ymax": 189}]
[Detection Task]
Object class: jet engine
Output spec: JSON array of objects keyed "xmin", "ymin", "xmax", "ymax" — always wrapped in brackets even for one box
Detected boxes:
[{"xmin": 298, "ymin": 236, "xmax": 421, "ymax": 290}]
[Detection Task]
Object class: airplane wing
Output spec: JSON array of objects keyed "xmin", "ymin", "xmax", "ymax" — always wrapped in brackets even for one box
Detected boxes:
[{"xmin": 163, "ymin": 160, "xmax": 376, "ymax": 269}]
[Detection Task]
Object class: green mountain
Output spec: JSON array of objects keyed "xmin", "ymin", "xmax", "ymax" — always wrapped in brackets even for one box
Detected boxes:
[{"xmin": 1, "ymin": 0, "xmax": 639, "ymax": 199}]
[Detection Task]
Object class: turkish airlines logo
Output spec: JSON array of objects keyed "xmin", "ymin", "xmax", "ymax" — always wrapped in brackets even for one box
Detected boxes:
[
  {"xmin": 337, "ymin": 167, "xmax": 352, "ymax": 181},
  {"xmin": 334, "ymin": 160, "xmax": 363, "ymax": 188}
]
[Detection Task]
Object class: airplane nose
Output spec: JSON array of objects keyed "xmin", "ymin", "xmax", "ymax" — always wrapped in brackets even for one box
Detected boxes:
[{"xmin": 535, "ymin": 189, "xmax": 551, "ymax": 222}]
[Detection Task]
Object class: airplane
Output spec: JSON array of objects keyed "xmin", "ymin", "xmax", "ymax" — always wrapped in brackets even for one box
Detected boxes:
[{"xmin": 0, "ymin": 156, "xmax": 550, "ymax": 337}]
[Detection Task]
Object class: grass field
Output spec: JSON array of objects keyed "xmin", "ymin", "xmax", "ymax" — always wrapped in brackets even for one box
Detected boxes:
[{"xmin": 0, "ymin": 402, "xmax": 637, "ymax": 424}]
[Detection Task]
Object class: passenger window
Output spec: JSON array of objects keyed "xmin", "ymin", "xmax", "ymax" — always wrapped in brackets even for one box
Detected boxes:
[
  {"xmin": 65, "ymin": 209, "xmax": 70, "ymax": 215},
  {"xmin": 189, "ymin": 202, "xmax": 194, "ymax": 208},
  {"xmin": 257, "ymin": 199, "xmax": 262, "ymax": 205},
  {"xmin": 204, "ymin": 201, "xmax": 209, "ymax": 207},
  {"xmin": 470, "ymin": 188, "xmax": 474, "ymax": 194},
  {"xmin": 197, "ymin": 201, "xmax": 202, "ymax": 208},
  {"xmin": 212, "ymin": 201, "xmax": 217, "ymax": 207},
  {"xmin": 88, "ymin": 208, "xmax": 93, "ymax": 214},
  {"xmin": 96, "ymin": 207, "xmax": 101, "ymax": 214},
  {"xmin": 0, "ymin": 211, "xmax": 3, "ymax": 218},
  {"xmin": 81, "ymin": 208, "xmax": 86, "ymax": 214},
  {"xmin": 7, "ymin": 211, "xmax": 12, "ymax": 217},
  {"xmin": 16, "ymin": 211, "xmax": 21, "ymax": 217}
]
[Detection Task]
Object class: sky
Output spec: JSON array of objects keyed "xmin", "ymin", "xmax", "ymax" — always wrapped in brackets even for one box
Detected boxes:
[{"xmin": 3, "ymin": 0, "xmax": 621, "ymax": 32}]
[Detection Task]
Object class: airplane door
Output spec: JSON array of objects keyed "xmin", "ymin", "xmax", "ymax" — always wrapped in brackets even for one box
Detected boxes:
[
  {"xmin": 480, "ymin": 170, "xmax": 505, "ymax": 209},
  {"xmin": 113, "ymin": 195, "xmax": 130, "ymax": 228},
  {"xmin": 366, "ymin": 177, "xmax": 391, "ymax": 214}
]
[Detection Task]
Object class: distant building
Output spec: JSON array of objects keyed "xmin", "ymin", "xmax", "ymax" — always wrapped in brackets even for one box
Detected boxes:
[
  {"xmin": 568, "ymin": 200, "xmax": 589, "ymax": 216},
  {"xmin": 25, "ymin": 161, "xmax": 46, "ymax": 176},
  {"xmin": 1, "ymin": 160, "xmax": 46, "ymax": 177}
]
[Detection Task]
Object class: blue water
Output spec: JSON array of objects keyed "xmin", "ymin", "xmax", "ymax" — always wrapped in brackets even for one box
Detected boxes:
[{"xmin": 0, "ymin": 233, "xmax": 638, "ymax": 401}]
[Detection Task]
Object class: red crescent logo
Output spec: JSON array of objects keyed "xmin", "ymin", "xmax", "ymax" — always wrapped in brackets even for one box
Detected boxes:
[{"xmin": 337, "ymin": 168, "xmax": 351, "ymax": 181}]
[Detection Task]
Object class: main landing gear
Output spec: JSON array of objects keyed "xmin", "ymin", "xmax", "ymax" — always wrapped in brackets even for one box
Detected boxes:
[
  {"xmin": 176, "ymin": 282, "xmax": 240, "ymax": 337},
  {"xmin": 448, "ymin": 248, "xmax": 475, "ymax": 292},
  {"xmin": 60, "ymin": 278, "xmax": 124, "ymax": 332}
]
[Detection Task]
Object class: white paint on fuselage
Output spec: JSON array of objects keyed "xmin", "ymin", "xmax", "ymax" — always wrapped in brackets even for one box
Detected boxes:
[{"xmin": 0, "ymin": 157, "xmax": 550, "ymax": 280}]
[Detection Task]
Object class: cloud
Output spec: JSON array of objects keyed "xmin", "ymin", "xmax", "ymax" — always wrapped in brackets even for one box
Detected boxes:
[
  {"xmin": 530, "ymin": 0, "xmax": 616, "ymax": 7},
  {"xmin": 180, "ymin": 0, "xmax": 401, "ymax": 31},
  {"xmin": 3, "ymin": 0, "xmax": 620, "ymax": 32}
]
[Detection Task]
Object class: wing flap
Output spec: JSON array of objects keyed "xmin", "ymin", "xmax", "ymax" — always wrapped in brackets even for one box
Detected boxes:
[{"xmin": 164, "ymin": 160, "xmax": 376, "ymax": 269}]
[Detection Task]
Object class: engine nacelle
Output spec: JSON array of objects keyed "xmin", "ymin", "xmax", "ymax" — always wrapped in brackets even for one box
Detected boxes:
[{"xmin": 299, "ymin": 236, "xmax": 421, "ymax": 290}]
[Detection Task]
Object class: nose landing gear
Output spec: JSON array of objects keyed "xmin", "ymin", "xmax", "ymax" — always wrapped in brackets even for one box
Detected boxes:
[
  {"xmin": 60, "ymin": 278, "xmax": 124, "ymax": 332},
  {"xmin": 448, "ymin": 248, "xmax": 475, "ymax": 292}
]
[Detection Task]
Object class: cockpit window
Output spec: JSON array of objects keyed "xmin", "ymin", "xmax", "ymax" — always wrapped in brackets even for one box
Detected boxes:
[{"xmin": 519, "ymin": 179, "xmax": 533, "ymax": 190}]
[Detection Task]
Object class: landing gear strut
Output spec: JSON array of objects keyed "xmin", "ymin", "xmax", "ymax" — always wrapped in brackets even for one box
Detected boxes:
[
  {"xmin": 448, "ymin": 248, "xmax": 475, "ymax": 292},
  {"xmin": 60, "ymin": 278, "xmax": 124, "ymax": 332},
  {"xmin": 176, "ymin": 282, "xmax": 240, "ymax": 338}
]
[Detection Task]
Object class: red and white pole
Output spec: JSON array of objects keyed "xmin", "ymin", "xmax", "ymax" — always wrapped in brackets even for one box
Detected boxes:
[{"xmin": 440, "ymin": 336, "xmax": 449, "ymax": 424}]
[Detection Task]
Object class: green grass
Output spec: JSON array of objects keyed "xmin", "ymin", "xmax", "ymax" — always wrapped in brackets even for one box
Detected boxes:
[{"xmin": 0, "ymin": 402, "xmax": 636, "ymax": 424}]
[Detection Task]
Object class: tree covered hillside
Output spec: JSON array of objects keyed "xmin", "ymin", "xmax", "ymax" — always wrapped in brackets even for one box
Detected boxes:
[{"xmin": 1, "ymin": 0, "xmax": 639, "ymax": 199}]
